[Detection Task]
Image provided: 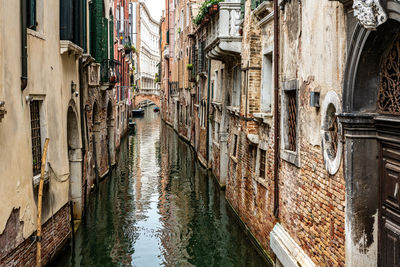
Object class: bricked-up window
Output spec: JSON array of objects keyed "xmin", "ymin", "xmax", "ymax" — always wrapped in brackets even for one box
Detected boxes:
[
  {"xmin": 287, "ymin": 90, "xmax": 297, "ymax": 151},
  {"xmin": 259, "ymin": 149, "xmax": 266, "ymax": 178},
  {"xmin": 30, "ymin": 101, "xmax": 42, "ymax": 176}
]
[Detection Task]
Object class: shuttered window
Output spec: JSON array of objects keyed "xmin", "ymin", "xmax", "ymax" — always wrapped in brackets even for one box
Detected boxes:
[
  {"xmin": 27, "ymin": 0, "xmax": 36, "ymax": 30},
  {"xmin": 60, "ymin": 0, "xmax": 83, "ymax": 47}
]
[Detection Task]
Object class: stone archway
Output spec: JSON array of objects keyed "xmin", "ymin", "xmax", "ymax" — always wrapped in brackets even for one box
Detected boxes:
[
  {"xmin": 67, "ymin": 106, "xmax": 82, "ymax": 220},
  {"xmin": 340, "ymin": 4, "xmax": 400, "ymax": 265},
  {"xmin": 106, "ymin": 101, "xmax": 115, "ymax": 167}
]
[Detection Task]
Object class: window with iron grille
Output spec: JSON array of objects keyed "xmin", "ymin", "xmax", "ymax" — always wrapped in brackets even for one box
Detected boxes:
[
  {"xmin": 259, "ymin": 149, "xmax": 266, "ymax": 179},
  {"xmin": 287, "ymin": 90, "xmax": 297, "ymax": 151},
  {"xmin": 233, "ymin": 134, "xmax": 238, "ymax": 157},
  {"xmin": 30, "ymin": 101, "xmax": 42, "ymax": 176}
]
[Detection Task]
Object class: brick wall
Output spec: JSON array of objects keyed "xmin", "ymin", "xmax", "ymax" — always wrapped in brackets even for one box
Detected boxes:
[{"xmin": 0, "ymin": 203, "xmax": 71, "ymax": 267}]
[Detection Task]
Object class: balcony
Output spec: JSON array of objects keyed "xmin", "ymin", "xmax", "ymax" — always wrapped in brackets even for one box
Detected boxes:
[
  {"xmin": 204, "ymin": 1, "xmax": 242, "ymax": 60},
  {"xmin": 100, "ymin": 59, "xmax": 122, "ymax": 89},
  {"xmin": 163, "ymin": 45, "xmax": 170, "ymax": 59}
]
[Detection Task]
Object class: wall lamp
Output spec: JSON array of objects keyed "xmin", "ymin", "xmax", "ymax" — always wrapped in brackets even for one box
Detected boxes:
[{"xmin": 71, "ymin": 81, "xmax": 79, "ymax": 97}]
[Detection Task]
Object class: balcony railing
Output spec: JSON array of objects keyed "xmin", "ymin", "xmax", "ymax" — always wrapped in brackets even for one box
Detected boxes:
[
  {"xmin": 100, "ymin": 59, "xmax": 122, "ymax": 85},
  {"xmin": 137, "ymin": 88, "xmax": 160, "ymax": 96},
  {"xmin": 205, "ymin": 1, "xmax": 242, "ymax": 60}
]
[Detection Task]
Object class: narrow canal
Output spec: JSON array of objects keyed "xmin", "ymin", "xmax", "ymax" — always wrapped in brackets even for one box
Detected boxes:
[{"xmin": 54, "ymin": 107, "xmax": 268, "ymax": 267}]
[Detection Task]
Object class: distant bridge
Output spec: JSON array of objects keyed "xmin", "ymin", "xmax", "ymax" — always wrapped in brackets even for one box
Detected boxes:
[{"xmin": 133, "ymin": 89, "xmax": 160, "ymax": 108}]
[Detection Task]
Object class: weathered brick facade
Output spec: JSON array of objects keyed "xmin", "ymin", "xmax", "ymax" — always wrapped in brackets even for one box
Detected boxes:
[
  {"xmin": 161, "ymin": 0, "xmax": 353, "ymax": 265},
  {"xmin": 0, "ymin": 204, "xmax": 71, "ymax": 267}
]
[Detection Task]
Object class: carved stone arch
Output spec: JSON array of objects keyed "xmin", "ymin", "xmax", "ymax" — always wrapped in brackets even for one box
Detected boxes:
[
  {"xmin": 67, "ymin": 102, "xmax": 83, "ymax": 220},
  {"xmin": 340, "ymin": 2, "xmax": 400, "ymax": 266},
  {"xmin": 344, "ymin": 24, "xmax": 400, "ymax": 113}
]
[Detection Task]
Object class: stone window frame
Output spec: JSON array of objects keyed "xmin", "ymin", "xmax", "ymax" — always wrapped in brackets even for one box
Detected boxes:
[
  {"xmin": 321, "ymin": 91, "xmax": 342, "ymax": 175},
  {"xmin": 28, "ymin": 94, "xmax": 48, "ymax": 185},
  {"xmin": 231, "ymin": 65, "xmax": 241, "ymax": 107},
  {"xmin": 280, "ymin": 79, "xmax": 300, "ymax": 167},
  {"xmin": 261, "ymin": 46, "xmax": 273, "ymax": 113}
]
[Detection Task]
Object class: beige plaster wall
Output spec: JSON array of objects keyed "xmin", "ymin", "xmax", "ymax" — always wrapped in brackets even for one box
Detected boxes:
[{"xmin": 0, "ymin": 0, "xmax": 81, "ymax": 241}]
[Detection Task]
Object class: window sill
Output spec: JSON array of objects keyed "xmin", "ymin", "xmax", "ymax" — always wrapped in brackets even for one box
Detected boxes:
[
  {"xmin": 254, "ymin": 176, "xmax": 268, "ymax": 189},
  {"xmin": 211, "ymin": 101, "xmax": 222, "ymax": 111},
  {"xmin": 227, "ymin": 106, "xmax": 240, "ymax": 116},
  {"xmin": 253, "ymin": 112, "xmax": 273, "ymax": 125},
  {"xmin": 27, "ymin": 29, "xmax": 46, "ymax": 40},
  {"xmin": 60, "ymin": 40, "xmax": 83, "ymax": 57},
  {"xmin": 213, "ymin": 140, "xmax": 220, "ymax": 148},
  {"xmin": 281, "ymin": 149, "xmax": 300, "ymax": 168},
  {"xmin": 33, "ymin": 172, "xmax": 50, "ymax": 188},
  {"xmin": 230, "ymin": 155, "xmax": 238, "ymax": 163}
]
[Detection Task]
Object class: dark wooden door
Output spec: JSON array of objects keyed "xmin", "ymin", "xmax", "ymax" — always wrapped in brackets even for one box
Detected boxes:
[{"xmin": 380, "ymin": 142, "xmax": 400, "ymax": 266}]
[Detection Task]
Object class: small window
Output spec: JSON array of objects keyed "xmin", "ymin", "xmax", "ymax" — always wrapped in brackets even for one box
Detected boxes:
[
  {"xmin": 261, "ymin": 53, "xmax": 273, "ymax": 112},
  {"xmin": 233, "ymin": 134, "xmax": 238, "ymax": 157},
  {"xmin": 30, "ymin": 101, "xmax": 42, "ymax": 176},
  {"xmin": 259, "ymin": 149, "xmax": 266, "ymax": 179},
  {"xmin": 232, "ymin": 66, "xmax": 241, "ymax": 107},
  {"xmin": 287, "ymin": 90, "xmax": 297, "ymax": 151}
]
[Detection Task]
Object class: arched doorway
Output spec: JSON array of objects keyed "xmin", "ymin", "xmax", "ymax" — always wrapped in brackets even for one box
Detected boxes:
[
  {"xmin": 107, "ymin": 101, "xmax": 115, "ymax": 167},
  {"xmin": 341, "ymin": 6, "xmax": 400, "ymax": 265},
  {"xmin": 67, "ymin": 106, "xmax": 82, "ymax": 220}
]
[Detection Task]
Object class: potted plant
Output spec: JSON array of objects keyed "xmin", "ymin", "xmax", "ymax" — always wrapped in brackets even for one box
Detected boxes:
[
  {"xmin": 131, "ymin": 45, "xmax": 136, "ymax": 54},
  {"xmin": 124, "ymin": 43, "xmax": 132, "ymax": 53},
  {"xmin": 187, "ymin": 63, "xmax": 193, "ymax": 70}
]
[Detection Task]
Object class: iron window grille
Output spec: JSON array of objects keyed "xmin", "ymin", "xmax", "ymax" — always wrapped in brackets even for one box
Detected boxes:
[
  {"xmin": 30, "ymin": 101, "xmax": 42, "ymax": 176},
  {"xmin": 259, "ymin": 149, "xmax": 266, "ymax": 179},
  {"xmin": 378, "ymin": 34, "xmax": 400, "ymax": 115},
  {"xmin": 287, "ymin": 90, "xmax": 297, "ymax": 151}
]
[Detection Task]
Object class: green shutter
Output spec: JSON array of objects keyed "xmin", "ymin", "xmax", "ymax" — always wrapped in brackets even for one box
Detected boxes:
[
  {"xmin": 240, "ymin": 0, "xmax": 245, "ymax": 19},
  {"xmin": 166, "ymin": 30, "xmax": 169, "ymax": 45},
  {"xmin": 28, "ymin": 0, "xmax": 36, "ymax": 30},
  {"xmin": 109, "ymin": 15, "xmax": 114, "ymax": 60}
]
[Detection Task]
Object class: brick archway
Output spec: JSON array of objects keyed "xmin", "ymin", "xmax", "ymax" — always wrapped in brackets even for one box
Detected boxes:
[{"xmin": 133, "ymin": 94, "xmax": 160, "ymax": 108}]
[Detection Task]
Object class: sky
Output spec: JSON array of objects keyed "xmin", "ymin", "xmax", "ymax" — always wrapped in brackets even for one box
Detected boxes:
[{"xmin": 143, "ymin": 0, "xmax": 165, "ymax": 22}]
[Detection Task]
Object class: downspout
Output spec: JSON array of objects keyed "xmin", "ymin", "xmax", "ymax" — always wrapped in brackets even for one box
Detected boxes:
[
  {"xmin": 21, "ymin": 0, "xmax": 28, "ymax": 90},
  {"xmin": 273, "ymin": 0, "xmax": 280, "ymax": 218},
  {"xmin": 206, "ymin": 58, "xmax": 211, "ymax": 163}
]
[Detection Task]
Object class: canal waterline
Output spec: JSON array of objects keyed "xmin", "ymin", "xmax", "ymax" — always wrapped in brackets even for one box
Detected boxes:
[{"xmin": 54, "ymin": 107, "xmax": 270, "ymax": 266}]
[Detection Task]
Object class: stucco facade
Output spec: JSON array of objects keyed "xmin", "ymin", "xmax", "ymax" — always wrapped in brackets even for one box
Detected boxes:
[{"xmin": 0, "ymin": 0, "xmax": 82, "ymax": 264}]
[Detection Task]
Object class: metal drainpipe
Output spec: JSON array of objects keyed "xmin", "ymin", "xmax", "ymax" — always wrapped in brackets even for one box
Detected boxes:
[
  {"xmin": 273, "ymin": 0, "xmax": 280, "ymax": 218},
  {"xmin": 21, "ymin": 0, "xmax": 28, "ymax": 90},
  {"xmin": 206, "ymin": 57, "xmax": 211, "ymax": 163}
]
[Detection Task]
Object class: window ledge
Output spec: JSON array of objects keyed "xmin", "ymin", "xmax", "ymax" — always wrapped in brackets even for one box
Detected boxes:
[
  {"xmin": 33, "ymin": 172, "xmax": 50, "ymax": 188},
  {"xmin": 60, "ymin": 40, "xmax": 83, "ymax": 57},
  {"xmin": 253, "ymin": 112, "xmax": 273, "ymax": 125},
  {"xmin": 227, "ymin": 106, "xmax": 240, "ymax": 116},
  {"xmin": 230, "ymin": 155, "xmax": 238, "ymax": 163},
  {"xmin": 27, "ymin": 29, "xmax": 46, "ymax": 40},
  {"xmin": 281, "ymin": 149, "xmax": 300, "ymax": 168},
  {"xmin": 211, "ymin": 101, "xmax": 222, "ymax": 111},
  {"xmin": 254, "ymin": 176, "xmax": 268, "ymax": 188},
  {"xmin": 213, "ymin": 140, "xmax": 220, "ymax": 148}
]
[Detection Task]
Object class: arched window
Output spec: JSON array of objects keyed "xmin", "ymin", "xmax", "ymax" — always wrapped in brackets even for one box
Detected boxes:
[{"xmin": 377, "ymin": 34, "xmax": 400, "ymax": 114}]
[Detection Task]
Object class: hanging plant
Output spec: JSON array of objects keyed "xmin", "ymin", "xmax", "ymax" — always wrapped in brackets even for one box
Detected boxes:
[{"xmin": 194, "ymin": 0, "xmax": 224, "ymax": 26}]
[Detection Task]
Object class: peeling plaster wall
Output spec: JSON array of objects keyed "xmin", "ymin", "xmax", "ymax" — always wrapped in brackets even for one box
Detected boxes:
[{"xmin": 0, "ymin": 0, "xmax": 80, "ymax": 257}]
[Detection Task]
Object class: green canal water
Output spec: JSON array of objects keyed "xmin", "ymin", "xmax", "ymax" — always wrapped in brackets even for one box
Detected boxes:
[{"xmin": 53, "ymin": 107, "xmax": 270, "ymax": 267}]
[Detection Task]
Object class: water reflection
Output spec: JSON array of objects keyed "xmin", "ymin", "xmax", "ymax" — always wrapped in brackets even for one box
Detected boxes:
[{"xmin": 54, "ymin": 107, "xmax": 268, "ymax": 267}]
